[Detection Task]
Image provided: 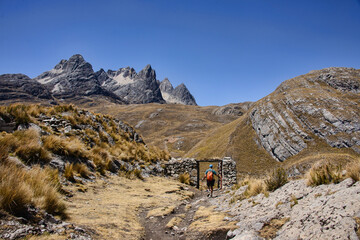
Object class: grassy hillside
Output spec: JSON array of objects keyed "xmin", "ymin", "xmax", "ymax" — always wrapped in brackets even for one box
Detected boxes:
[
  {"xmin": 86, "ymin": 103, "xmax": 243, "ymax": 157},
  {"xmin": 0, "ymin": 104, "xmax": 169, "ymax": 220}
]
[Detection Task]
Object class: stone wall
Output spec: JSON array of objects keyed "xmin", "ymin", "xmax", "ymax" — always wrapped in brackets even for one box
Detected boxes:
[
  {"xmin": 164, "ymin": 157, "xmax": 237, "ymax": 187},
  {"xmin": 164, "ymin": 158, "xmax": 198, "ymax": 185},
  {"xmin": 222, "ymin": 157, "xmax": 237, "ymax": 186}
]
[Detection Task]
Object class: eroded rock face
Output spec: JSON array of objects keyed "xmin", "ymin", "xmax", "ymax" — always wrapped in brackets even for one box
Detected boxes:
[{"xmin": 250, "ymin": 67, "xmax": 360, "ymax": 161}]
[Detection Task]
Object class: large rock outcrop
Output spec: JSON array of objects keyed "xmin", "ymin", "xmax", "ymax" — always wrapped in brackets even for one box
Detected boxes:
[{"xmin": 250, "ymin": 67, "xmax": 360, "ymax": 161}]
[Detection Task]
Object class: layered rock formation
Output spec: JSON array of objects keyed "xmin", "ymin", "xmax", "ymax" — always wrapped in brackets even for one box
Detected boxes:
[
  {"xmin": 0, "ymin": 54, "xmax": 197, "ymax": 105},
  {"xmin": 250, "ymin": 67, "xmax": 360, "ymax": 161}
]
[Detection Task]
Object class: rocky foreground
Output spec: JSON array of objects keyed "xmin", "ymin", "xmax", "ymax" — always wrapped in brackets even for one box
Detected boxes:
[{"xmin": 211, "ymin": 178, "xmax": 360, "ymax": 240}]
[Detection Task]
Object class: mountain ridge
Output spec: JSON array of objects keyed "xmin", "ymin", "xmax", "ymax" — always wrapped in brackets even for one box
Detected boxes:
[{"xmin": 0, "ymin": 54, "xmax": 197, "ymax": 106}]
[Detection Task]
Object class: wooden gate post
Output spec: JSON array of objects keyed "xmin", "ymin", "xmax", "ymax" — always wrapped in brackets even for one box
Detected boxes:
[{"xmin": 196, "ymin": 161, "xmax": 200, "ymax": 189}]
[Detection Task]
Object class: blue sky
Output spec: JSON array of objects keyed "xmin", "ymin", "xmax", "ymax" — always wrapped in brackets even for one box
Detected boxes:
[{"xmin": 1, "ymin": 0, "xmax": 360, "ymax": 106}]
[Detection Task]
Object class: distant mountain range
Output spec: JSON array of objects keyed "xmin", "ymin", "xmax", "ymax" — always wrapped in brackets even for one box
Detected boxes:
[{"xmin": 0, "ymin": 54, "xmax": 197, "ymax": 106}]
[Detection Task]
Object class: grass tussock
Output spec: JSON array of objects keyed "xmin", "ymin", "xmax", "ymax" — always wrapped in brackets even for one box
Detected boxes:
[
  {"xmin": 243, "ymin": 178, "xmax": 266, "ymax": 199},
  {"xmin": 73, "ymin": 163, "xmax": 92, "ymax": 179},
  {"xmin": 306, "ymin": 161, "xmax": 343, "ymax": 186},
  {"xmin": 0, "ymin": 129, "xmax": 52, "ymax": 164},
  {"xmin": 179, "ymin": 172, "xmax": 190, "ymax": 185},
  {"xmin": 346, "ymin": 160, "xmax": 360, "ymax": 182},
  {"xmin": 64, "ymin": 163, "xmax": 76, "ymax": 182},
  {"xmin": 43, "ymin": 135, "xmax": 88, "ymax": 159},
  {"xmin": 265, "ymin": 168, "xmax": 288, "ymax": 192},
  {"xmin": 0, "ymin": 162, "xmax": 67, "ymax": 219}
]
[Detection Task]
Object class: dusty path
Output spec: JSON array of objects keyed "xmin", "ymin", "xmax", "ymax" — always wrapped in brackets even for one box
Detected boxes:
[
  {"xmin": 62, "ymin": 175, "xmax": 236, "ymax": 240},
  {"xmin": 141, "ymin": 188, "xmax": 237, "ymax": 240}
]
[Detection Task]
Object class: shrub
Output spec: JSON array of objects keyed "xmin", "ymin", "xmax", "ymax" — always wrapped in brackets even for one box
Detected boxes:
[
  {"xmin": 265, "ymin": 168, "xmax": 288, "ymax": 192},
  {"xmin": 179, "ymin": 172, "xmax": 190, "ymax": 185},
  {"xmin": 306, "ymin": 161, "xmax": 343, "ymax": 186},
  {"xmin": 346, "ymin": 160, "xmax": 360, "ymax": 182}
]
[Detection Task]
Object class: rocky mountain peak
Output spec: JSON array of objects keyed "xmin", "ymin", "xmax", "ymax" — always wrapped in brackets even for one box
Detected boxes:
[
  {"xmin": 160, "ymin": 79, "xmax": 197, "ymax": 106},
  {"xmin": 138, "ymin": 64, "xmax": 156, "ymax": 80},
  {"xmin": 1, "ymin": 54, "xmax": 197, "ymax": 106},
  {"xmin": 159, "ymin": 78, "xmax": 174, "ymax": 92}
]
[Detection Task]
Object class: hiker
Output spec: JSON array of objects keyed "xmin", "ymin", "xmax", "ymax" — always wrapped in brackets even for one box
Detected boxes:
[{"xmin": 202, "ymin": 164, "xmax": 221, "ymax": 197}]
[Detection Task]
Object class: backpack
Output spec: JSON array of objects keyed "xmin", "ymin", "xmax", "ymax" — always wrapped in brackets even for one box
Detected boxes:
[{"xmin": 206, "ymin": 170, "xmax": 213, "ymax": 181}]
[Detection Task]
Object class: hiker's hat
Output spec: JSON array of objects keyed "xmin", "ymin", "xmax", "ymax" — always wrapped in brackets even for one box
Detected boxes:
[{"xmin": 209, "ymin": 164, "xmax": 213, "ymax": 168}]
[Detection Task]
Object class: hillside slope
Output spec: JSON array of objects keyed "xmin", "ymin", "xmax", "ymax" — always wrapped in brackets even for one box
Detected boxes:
[
  {"xmin": 186, "ymin": 67, "xmax": 360, "ymax": 174},
  {"xmin": 86, "ymin": 103, "xmax": 251, "ymax": 157}
]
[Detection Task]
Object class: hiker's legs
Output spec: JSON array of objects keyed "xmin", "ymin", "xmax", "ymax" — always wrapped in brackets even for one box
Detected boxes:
[{"xmin": 210, "ymin": 185, "xmax": 213, "ymax": 197}]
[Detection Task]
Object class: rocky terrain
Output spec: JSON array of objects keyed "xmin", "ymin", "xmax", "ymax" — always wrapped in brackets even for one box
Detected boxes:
[
  {"xmin": 0, "ymin": 54, "xmax": 196, "ymax": 106},
  {"xmin": 212, "ymin": 177, "xmax": 360, "ymax": 240}
]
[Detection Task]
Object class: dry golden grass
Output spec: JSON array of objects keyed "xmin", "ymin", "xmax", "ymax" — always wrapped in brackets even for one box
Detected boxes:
[
  {"xmin": 179, "ymin": 172, "xmax": 190, "ymax": 185},
  {"xmin": 73, "ymin": 163, "xmax": 92, "ymax": 179},
  {"xmin": 64, "ymin": 163, "xmax": 76, "ymax": 182},
  {"xmin": 265, "ymin": 168, "xmax": 288, "ymax": 192},
  {"xmin": 0, "ymin": 128, "xmax": 52, "ymax": 164},
  {"xmin": 243, "ymin": 178, "xmax": 266, "ymax": 199},
  {"xmin": 189, "ymin": 206, "xmax": 237, "ymax": 233},
  {"xmin": 87, "ymin": 103, "xmax": 239, "ymax": 158},
  {"xmin": 0, "ymin": 162, "xmax": 67, "ymax": 218},
  {"xmin": 166, "ymin": 214, "xmax": 185, "ymax": 229},
  {"xmin": 346, "ymin": 160, "xmax": 360, "ymax": 181},
  {"xmin": 306, "ymin": 161, "xmax": 343, "ymax": 186},
  {"xmin": 43, "ymin": 135, "xmax": 88, "ymax": 159}
]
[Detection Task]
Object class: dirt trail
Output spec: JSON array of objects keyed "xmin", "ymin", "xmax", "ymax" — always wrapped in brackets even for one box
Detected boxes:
[
  {"xmin": 141, "ymin": 188, "xmax": 237, "ymax": 240},
  {"xmin": 27, "ymin": 175, "xmax": 236, "ymax": 240}
]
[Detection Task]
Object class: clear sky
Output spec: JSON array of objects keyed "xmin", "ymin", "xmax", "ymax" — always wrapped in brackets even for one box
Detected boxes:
[{"xmin": 1, "ymin": 0, "xmax": 360, "ymax": 106}]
